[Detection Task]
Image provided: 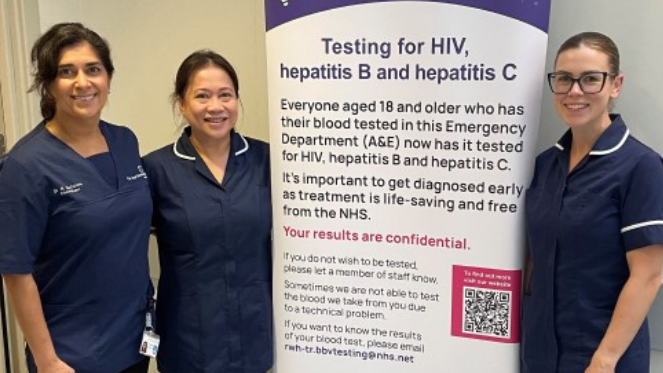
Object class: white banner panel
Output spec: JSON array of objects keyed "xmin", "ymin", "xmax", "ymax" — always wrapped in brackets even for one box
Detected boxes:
[{"xmin": 266, "ymin": 1, "xmax": 551, "ymax": 371}]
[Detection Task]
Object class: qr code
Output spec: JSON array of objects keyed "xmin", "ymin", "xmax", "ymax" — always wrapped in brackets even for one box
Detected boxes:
[{"xmin": 462, "ymin": 287, "xmax": 511, "ymax": 339}]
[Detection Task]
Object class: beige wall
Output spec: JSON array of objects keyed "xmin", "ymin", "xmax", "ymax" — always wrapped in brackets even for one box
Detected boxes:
[{"xmin": 38, "ymin": 0, "xmax": 270, "ymax": 153}]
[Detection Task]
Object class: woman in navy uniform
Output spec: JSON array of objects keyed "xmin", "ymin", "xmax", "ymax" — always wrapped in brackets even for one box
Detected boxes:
[
  {"xmin": 0, "ymin": 23, "xmax": 152, "ymax": 373},
  {"xmin": 143, "ymin": 50, "xmax": 272, "ymax": 373},
  {"xmin": 522, "ymin": 32, "xmax": 663, "ymax": 373}
]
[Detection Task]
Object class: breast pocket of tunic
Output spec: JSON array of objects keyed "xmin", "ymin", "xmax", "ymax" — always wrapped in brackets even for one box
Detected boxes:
[
  {"xmin": 566, "ymin": 191, "xmax": 618, "ymax": 227},
  {"xmin": 562, "ymin": 191, "xmax": 620, "ymax": 259},
  {"xmin": 233, "ymin": 185, "xmax": 271, "ymax": 232}
]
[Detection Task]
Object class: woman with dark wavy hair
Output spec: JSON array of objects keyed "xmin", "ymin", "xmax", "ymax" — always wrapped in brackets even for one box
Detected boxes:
[{"xmin": 0, "ymin": 23, "xmax": 152, "ymax": 373}]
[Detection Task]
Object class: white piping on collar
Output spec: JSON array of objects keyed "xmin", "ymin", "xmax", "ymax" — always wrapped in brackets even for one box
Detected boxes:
[
  {"xmin": 235, "ymin": 133, "xmax": 249, "ymax": 155},
  {"xmin": 172, "ymin": 133, "xmax": 250, "ymax": 161},
  {"xmin": 589, "ymin": 128, "xmax": 629, "ymax": 156},
  {"xmin": 554, "ymin": 128, "xmax": 629, "ymax": 156},
  {"xmin": 173, "ymin": 142, "xmax": 196, "ymax": 161}
]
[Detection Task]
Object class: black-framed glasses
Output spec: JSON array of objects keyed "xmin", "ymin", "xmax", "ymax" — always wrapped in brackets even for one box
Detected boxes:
[{"xmin": 547, "ymin": 72, "xmax": 616, "ymax": 94}]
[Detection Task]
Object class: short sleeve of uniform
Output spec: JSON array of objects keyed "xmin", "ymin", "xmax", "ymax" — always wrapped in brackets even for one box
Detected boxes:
[
  {"xmin": 621, "ymin": 152, "xmax": 663, "ymax": 251},
  {"xmin": 141, "ymin": 154, "xmax": 159, "ymax": 230},
  {"xmin": 0, "ymin": 156, "xmax": 49, "ymax": 273}
]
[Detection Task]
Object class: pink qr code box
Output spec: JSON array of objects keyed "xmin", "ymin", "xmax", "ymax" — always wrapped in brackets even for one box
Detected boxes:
[{"xmin": 451, "ymin": 265, "xmax": 521, "ymax": 343}]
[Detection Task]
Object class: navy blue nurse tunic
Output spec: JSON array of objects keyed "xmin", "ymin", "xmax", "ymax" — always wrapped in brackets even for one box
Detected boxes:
[
  {"xmin": 0, "ymin": 121, "xmax": 152, "ymax": 373},
  {"xmin": 522, "ymin": 115, "xmax": 663, "ymax": 373},
  {"xmin": 143, "ymin": 129, "xmax": 272, "ymax": 373}
]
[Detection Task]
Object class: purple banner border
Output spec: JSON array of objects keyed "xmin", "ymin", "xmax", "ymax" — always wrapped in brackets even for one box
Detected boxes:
[{"xmin": 265, "ymin": 0, "xmax": 551, "ymax": 33}]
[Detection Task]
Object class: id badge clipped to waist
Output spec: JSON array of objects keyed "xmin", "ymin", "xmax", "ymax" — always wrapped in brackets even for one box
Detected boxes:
[{"xmin": 139, "ymin": 299, "xmax": 160, "ymax": 358}]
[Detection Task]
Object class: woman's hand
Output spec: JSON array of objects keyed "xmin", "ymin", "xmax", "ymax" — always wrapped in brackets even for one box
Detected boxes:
[
  {"xmin": 3, "ymin": 274, "xmax": 74, "ymax": 373},
  {"xmin": 585, "ymin": 244, "xmax": 663, "ymax": 373},
  {"xmin": 584, "ymin": 354, "xmax": 616, "ymax": 373},
  {"xmin": 39, "ymin": 358, "xmax": 75, "ymax": 373}
]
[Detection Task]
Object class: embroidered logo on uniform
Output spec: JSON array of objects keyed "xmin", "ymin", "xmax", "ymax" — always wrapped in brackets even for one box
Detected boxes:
[
  {"xmin": 56, "ymin": 183, "xmax": 84, "ymax": 196},
  {"xmin": 126, "ymin": 165, "xmax": 147, "ymax": 181}
]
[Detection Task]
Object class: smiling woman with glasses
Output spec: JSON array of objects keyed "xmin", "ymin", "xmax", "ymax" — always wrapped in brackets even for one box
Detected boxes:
[
  {"xmin": 547, "ymin": 71, "xmax": 617, "ymax": 94},
  {"xmin": 522, "ymin": 32, "xmax": 663, "ymax": 373}
]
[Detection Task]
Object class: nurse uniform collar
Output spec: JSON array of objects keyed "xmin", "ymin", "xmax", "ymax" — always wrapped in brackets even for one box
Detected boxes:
[
  {"xmin": 554, "ymin": 114, "xmax": 630, "ymax": 157},
  {"xmin": 172, "ymin": 130, "xmax": 249, "ymax": 161}
]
